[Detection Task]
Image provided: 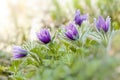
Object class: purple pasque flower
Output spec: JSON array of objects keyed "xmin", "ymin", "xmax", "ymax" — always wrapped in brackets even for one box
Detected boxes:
[
  {"xmin": 65, "ymin": 23, "xmax": 79, "ymax": 40},
  {"xmin": 74, "ymin": 10, "xmax": 88, "ymax": 26},
  {"xmin": 13, "ymin": 46, "xmax": 28, "ymax": 58},
  {"xmin": 95, "ymin": 16, "xmax": 111, "ymax": 32},
  {"xmin": 37, "ymin": 29, "xmax": 51, "ymax": 44}
]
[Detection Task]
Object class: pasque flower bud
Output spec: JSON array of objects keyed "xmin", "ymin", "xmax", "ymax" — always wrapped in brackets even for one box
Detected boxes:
[
  {"xmin": 37, "ymin": 29, "xmax": 51, "ymax": 44},
  {"xmin": 13, "ymin": 46, "xmax": 28, "ymax": 58},
  {"xmin": 95, "ymin": 16, "xmax": 111, "ymax": 32},
  {"xmin": 65, "ymin": 23, "xmax": 79, "ymax": 40},
  {"xmin": 74, "ymin": 10, "xmax": 88, "ymax": 26}
]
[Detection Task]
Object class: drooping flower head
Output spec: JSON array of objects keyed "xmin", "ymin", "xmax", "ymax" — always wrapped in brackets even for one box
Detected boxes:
[
  {"xmin": 74, "ymin": 10, "xmax": 88, "ymax": 26},
  {"xmin": 65, "ymin": 23, "xmax": 79, "ymax": 40},
  {"xmin": 13, "ymin": 46, "xmax": 28, "ymax": 58},
  {"xmin": 95, "ymin": 16, "xmax": 111, "ymax": 32},
  {"xmin": 37, "ymin": 29, "xmax": 51, "ymax": 44}
]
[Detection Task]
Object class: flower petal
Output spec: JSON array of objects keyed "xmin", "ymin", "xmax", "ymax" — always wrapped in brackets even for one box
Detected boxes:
[{"xmin": 105, "ymin": 16, "xmax": 111, "ymax": 32}]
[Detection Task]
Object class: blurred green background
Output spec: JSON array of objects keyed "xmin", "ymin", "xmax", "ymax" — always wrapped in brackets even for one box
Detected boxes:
[{"xmin": 0, "ymin": 0, "xmax": 120, "ymax": 80}]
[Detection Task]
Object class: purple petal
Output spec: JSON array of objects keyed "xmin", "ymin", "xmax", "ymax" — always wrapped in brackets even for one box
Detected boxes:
[
  {"xmin": 98, "ymin": 16, "xmax": 106, "ymax": 28},
  {"xmin": 105, "ymin": 16, "xmax": 111, "ymax": 32},
  {"xmin": 13, "ymin": 46, "xmax": 27, "ymax": 54},
  {"xmin": 81, "ymin": 14, "xmax": 88, "ymax": 21},
  {"xmin": 76, "ymin": 10, "xmax": 81, "ymax": 16},
  {"xmin": 65, "ymin": 30, "xmax": 74, "ymax": 40},
  {"xmin": 95, "ymin": 16, "xmax": 106, "ymax": 31},
  {"xmin": 74, "ymin": 16, "xmax": 82, "ymax": 26},
  {"xmin": 14, "ymin": 53, "xmax": 27, "ymax": 58}
]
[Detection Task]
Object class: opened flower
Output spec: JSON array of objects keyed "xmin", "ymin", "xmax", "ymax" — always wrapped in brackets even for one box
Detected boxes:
[
  {"xmin": 65, "ymin": 23, "xmax": 79, "ymax": 40},
  {"xmin": 74, "ymin": 10, "xmax": 88, "ymax": 26},
  {"xmin": 95, "ymin": 16, "xmax": 111, "ymax": 32},
  {"xmin": 13, "ymin": 46, "xmax": 28, "ymax": 58},
  {"xmin": 37, "ymin": 29, "xmax": 51, "ymax": 44}
]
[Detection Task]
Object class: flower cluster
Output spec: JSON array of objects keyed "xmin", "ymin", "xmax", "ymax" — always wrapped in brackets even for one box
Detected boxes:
[{"xmin": 12, "ymin": 10, "xmax": 111, "ymax": 59}]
